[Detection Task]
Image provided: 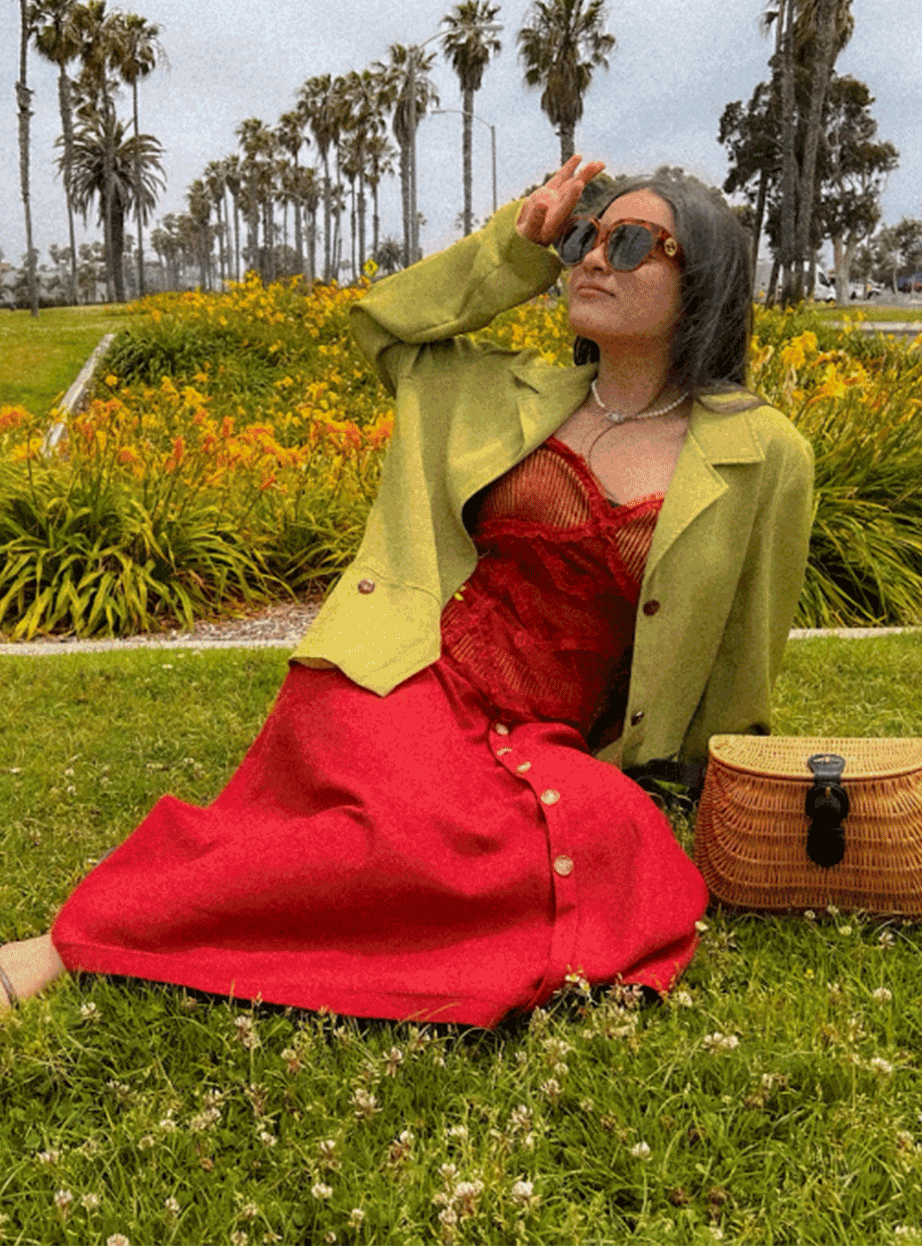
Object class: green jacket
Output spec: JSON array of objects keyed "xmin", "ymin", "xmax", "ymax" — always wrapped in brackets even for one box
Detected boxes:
[{"xmin": 291, "ymin": 199, "xmax": 815, "ymax": 769}]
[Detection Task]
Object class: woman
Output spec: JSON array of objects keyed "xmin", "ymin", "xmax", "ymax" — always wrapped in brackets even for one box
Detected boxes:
[{"xmin": 0, "ymin": 158, "xmax": 813, "ymax": 1026}]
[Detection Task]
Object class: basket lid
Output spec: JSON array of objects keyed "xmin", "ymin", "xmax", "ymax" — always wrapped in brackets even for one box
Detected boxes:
[{"xmin": 707, "ymin": 735, "xmax": 922, "ymax": 780}]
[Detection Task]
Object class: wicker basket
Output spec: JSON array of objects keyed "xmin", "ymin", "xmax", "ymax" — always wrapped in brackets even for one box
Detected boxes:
[{"xmin": 693, "ymin": 735, "xmax": 922, "ymax": 915}]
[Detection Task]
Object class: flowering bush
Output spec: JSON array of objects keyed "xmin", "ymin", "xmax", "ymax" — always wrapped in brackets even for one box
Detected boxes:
[{"xmin": 0, "ymin": 282, "xmax": 920, "ymax": 638}]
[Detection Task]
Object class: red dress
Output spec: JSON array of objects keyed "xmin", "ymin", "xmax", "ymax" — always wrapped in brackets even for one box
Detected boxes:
[{"xmin": 51, "ymin": 437, "xmax": 708, "ymax": 1028}]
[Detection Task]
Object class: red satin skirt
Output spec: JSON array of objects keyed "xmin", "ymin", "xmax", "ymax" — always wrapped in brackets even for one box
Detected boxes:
[{"xmin": 51, "ymin": 660, "xmax": 708, "ymax": 1028}]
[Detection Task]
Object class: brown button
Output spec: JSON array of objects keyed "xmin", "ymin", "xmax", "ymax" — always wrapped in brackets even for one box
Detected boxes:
[
  {"xmin": 642, "ymin": 600, "xmax": 660, "ymax": 616},
  {"xmin": 357, "ymin": 579, "xmax": 376, "ymax": 594},
  {"xmin": 553, "ymin": 855, "xmax": 574, "ymax": 877},
  {"xmin": 630, "ymin": 710, "xmax": 645, "ymax": 726},
  {"xmin": 540, "ymin": 789, "xmax": 561, "ymax": 806}
]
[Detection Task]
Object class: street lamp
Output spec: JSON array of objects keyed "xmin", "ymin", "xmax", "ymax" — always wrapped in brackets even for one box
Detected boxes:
[{"xmin": 431, "ymin": 107, "xmax": 498, "ymax": 221}]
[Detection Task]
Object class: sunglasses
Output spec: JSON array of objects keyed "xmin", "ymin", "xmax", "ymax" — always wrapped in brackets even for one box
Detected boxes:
[{"xmin": 555, "ymin": 216, "xmax": 684, "ymax": 272}]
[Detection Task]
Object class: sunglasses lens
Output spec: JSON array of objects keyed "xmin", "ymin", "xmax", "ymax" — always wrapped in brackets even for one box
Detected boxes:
[
  {"xmin": 606, "ymin": 223, "xmax": 656, "ymax": 271},
  {"xmin": 557, "ymin": 220, "xmax": 601, "ymax": 266}
]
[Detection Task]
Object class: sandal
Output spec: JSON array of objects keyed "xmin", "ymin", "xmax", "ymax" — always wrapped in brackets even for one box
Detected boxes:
[{"xmin": 0, "ymin": 953, "xmax": 19, "ymax": 1008}]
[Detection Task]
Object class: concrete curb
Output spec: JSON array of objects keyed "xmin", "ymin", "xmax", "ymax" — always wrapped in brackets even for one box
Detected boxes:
[
  {"xmin": 0, "ymin": 626, "xmax": 919, "ymax": 658},
  {"xmin": 42, "ymin": 332, "xmax": 117, "ymax": 454}
]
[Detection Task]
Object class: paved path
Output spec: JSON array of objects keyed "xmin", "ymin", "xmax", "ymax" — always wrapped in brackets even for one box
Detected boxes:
[{"xmin": 0, "ymin": 624, "xmax": 918, "ymax": 657}]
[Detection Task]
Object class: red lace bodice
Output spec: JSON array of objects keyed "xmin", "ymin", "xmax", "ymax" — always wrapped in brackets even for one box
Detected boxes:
[{"xmin": 440, "ymin": 436, "xmax": 664, "ymax": 742}]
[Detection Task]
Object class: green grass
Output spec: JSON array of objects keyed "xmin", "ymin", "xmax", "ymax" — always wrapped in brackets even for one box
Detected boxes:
[
  {"xmin": 0, "ymin": 305, "xmax": 136, "ymax": 415},
  {"xmin": 0, "ymin": 634, "xmax": 921, "ymax": 1243}
]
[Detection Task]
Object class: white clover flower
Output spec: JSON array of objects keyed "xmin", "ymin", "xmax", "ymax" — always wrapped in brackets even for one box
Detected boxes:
[
  {"xmin": 438, "ymin": 1207, "xmax": 458, "ymax": 1227},
  {"xmin": 311, "ymin": 1182, "xmax": 333, "ymax": 1201},
  {"xmin": 879, "ymin": 931, "xmax": 896, "ymax": 947},
  {"xmin": 826, "ymin": 904, "xmax": 840, "ymax": 916},
  {"xmin": 839, "ymin": 925, "xmax": 853, "ymax": 937},
  {"xmin": 510, "ymin": 1179, "xmax": 535, "ymax": 1206},
  {"xmin": 703, "ymin": 1032, "xmax": 740, "ymax": 1053},
  {"xmin": 164, "ymin": 1197, "xmax": 180, "ymax": 1215},
  {"xmin": 137, "ymin": 1135, "xmax": 155, "ymax": 1151},
  {"xmin": 229, "ymin": 1233, "xmax": 247, "ymax": 1246},
  {"xmin": 234, "ymin": 1016, "xmax": 260, "ymax": 1049},
  {"xmin": 258, "ymin": 1130, "xmax": 276, "ymax": 1147},
  {"xmin": 106, "ymin": 1236, "xmax": 131, "ymax": 1246},
  {"xmin": 803, "ymin": 910, "xmax": 816, "ymax": 921},
  {"xmin": 351, "ymin": 1088, "xmax": 380, "ymax": 1118},
  {"xmin": 629, "ymin": 1141, "xmax": 652, "ymax": 1161},
  {"xmin": 543, "ymin": 1037, "xmax": 573, "ymax": 1060},
  {"xmin": 896, "ymin": 1131, "xmax": 916, "ymax": 1151},
  {"xmin": 446, "ymin": 1125, "xmax": 468, "ymax": 1139},
  {"xmin": 348, "ymin": 1209, "xmax": 366, "ymax": 1227},
  {"xmin": 439, "ymin": 1162, "xmax": 458, "ymax": 1181},
  {"xmin": 383, "ymin": 1047, "xmax": 404, "ymax": 1076},
  {"xmin": 694, "ymin": 920, "xmax": 709, "ymax": 933},
  {"xmin": 869, "ymin": 1056, "xmax": 894, "ymax": 1076},
  {"xmin": 79, "ymin": 1001, "xmax": 98, "ymax": 1019},
  {"xmin": 672, "ymin": 991, "xmax": 694, "ymax": 1008},
  {"xmin": 81, "ymin": 1193, "xmax": 100, "ymax": 1211},
  {"xmin": 540, "ymin": 1077, "xmax": 562, "ymax": 1101},
  {"xmin": 54, "ymin": 1189, "xmax": 73, "ymax": 1210},
  {"xmin": 36, "ymin": 1149, "xmax": 60, "ymax": 1165},
  {"xmin": 872, "ymin": 987, "xmax": 893, "ymax": 1002},
  {"xmin": 158, "ymin": 1118, "xmax": 177, "ymax": 1133}
]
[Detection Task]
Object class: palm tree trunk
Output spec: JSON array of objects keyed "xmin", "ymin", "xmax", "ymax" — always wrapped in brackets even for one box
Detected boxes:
[
  {"xmin": 131, "ymin": 80, "xmax": 145, "ymax": 297},
  {"xmin": 16, "ymin": 0, "xmax": 38, "ymax": 318},
  {"xmin": 399, "ymin": 141, "xmax": 411, "ymax": 269},
  {"xmin": 462, "ymin": 88, "xmax": 474, "ymax": 236},
  {"xmin": 778, "ymin": 0, "xmax": 798, "ymax": 307},
  {"xmin": 322, "ymin": 151, "xmax": 333, "ymax": 282},
  {"xmin": 558, "ymin": 125, "xmax": 575, "ymax": 166},
  {"xmin": 57, "ymin": 66, "xmax": 79, "ymax": 305}
]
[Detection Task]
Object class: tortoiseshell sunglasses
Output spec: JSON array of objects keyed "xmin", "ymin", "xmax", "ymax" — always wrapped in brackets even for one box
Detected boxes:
[{"xmin": 555, "ymin": 216, "xmax": 684, "ymax": 271}]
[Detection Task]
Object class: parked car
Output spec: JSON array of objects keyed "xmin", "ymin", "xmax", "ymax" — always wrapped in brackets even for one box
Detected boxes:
[
  {"xmin": 814, "ymin": 270, "xmax": 881, "ymax": 301},
  {"xmin": 897, "ymin": 274, "xmax": 922, "ymax": 293}
]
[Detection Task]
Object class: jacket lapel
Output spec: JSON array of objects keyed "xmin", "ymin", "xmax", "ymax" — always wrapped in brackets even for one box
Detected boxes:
[{"xmin": 646, "ymin": 401, "xmax": 765, "ymax": 577}]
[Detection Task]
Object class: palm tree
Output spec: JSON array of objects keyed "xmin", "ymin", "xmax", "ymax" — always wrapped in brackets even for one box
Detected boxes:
[
  {"xmin": 517, "ymin": 0, "xmax": 616, "ymax": 164},
  {"xmin": 31, "ymin": 0, "xmax": 83, "ymax": 304},
  {"xmin": 337, "ymin": 68, "xmax": 389, "ymax": 276},
  {"xmin": 298, "ymin": 75, "xmax": 339, "ymax": 282},
  {"xmin": 276, "ymin": 108, "xmax": 308, "ymax": 276},
  {"xmin": 203, "ymin": 159, "xmax": 228, "ymax": 285},
  {"xmin": 364, "ymin": 130, "xmax": 396, "ymax": 260},
  {"xmin": 16, "ymin": 0, "xmax": 38, "ymax": 316},
  {"xmin": 221, "ymin": 153, "xmax": 243, "ymax": 282},
  {"xmin": 72, "ymin": 0, "xmax": 125, "ymax": 300},
  {"xmin": 66, "ymin": 102, "xmax": 165, "ymax": 301},
  {"xmin": 441, "ymin": 1, "xmax": 502, "ymax": 236},
  {"xmin": 110, "ymin": 11, "xmax": 164, "ymax": 297},
  {"xmin": 236, "ymin": 116, "xmax": 277, "ymax": 280},
  {"xmin": 376, "ymin": 44, "xmax": 439, "ymax": 266}
]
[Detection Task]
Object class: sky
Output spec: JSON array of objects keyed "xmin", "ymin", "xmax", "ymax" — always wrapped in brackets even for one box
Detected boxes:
[{"xmin": 2, "ymin": 0, "xmax": 920, "ymax": 270}]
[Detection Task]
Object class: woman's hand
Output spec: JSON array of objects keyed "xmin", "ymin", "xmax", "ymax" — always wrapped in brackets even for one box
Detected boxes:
[{"xmin": 515, "ymin": 155, "xmax": 606, "ymax": 247}]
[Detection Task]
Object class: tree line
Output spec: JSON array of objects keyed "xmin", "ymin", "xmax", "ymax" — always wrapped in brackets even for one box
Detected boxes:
[{"xmin": 11, "ymin": 0, "xmax": 915, "ymax": 310}]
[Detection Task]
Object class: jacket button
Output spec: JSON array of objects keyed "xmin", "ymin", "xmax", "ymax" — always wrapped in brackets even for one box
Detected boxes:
[
  {"xmin": 642, "ymin": 600, "xmax": 660, "ymax": 616},
  {"xmin": 553, "ymin": 855, "xmax": 574, "ymax": 877},
  {"xmin": 630, "ymin": 710, "xmax": 645, "ymax": 726},
  {"xmin": 357, "ymin": 579, "xmax": 376, "ymax": 594}
]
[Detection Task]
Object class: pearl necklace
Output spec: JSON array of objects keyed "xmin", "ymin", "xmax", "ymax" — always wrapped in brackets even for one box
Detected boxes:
[{"xmin": 591, "ymin": 379, "xmax": 688, "ymax": 425}]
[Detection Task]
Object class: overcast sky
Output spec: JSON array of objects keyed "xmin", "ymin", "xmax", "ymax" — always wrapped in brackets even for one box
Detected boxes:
[{"xmin": 2, "ymin": 0, "xmax": 919, "ymax": 269}]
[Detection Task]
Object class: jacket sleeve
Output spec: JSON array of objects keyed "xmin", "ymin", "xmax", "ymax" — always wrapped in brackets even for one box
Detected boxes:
[
  {"xmin": 679, "ymin": 425, "xmax": 815, "ymax": 765},
  {"xmin": 350, "ymin": 199, "xmax": 564, "ymax": 394}
]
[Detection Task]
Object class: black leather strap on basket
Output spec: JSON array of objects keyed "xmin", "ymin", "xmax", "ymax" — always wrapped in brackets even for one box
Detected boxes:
[
  {"xmin": 622, "ymin": 759, "xmax": 706, "ymax": 815},
  {"xmin": 805, "ymin": 753, "xmax": 849, "ymax": 867}
]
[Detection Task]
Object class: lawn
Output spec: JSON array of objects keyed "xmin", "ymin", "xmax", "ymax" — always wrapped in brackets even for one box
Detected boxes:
[
  {"xmin": 0, "ymin": 305, "xmax": 136, "ymax": 415},
  {"xmin": 0, "ymin": 634, "xmax": 920, "ymax": 1245}
]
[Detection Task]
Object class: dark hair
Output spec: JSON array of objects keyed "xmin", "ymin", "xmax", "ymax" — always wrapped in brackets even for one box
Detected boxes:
[{"xmin": 572, "ymin": 173, "xmax": 755, "ymax": 403}]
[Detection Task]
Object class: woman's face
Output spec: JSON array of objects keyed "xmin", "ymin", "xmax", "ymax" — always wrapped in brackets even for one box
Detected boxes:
[{"xmin": 566, "ymin": 189, "xmax": 684, "ymax": 352}]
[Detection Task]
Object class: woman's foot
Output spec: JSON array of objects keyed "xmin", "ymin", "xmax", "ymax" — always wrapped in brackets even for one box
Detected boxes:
[{"xmin": 0, "ymin": 934, "xmax": 66, "ymax": 1009}]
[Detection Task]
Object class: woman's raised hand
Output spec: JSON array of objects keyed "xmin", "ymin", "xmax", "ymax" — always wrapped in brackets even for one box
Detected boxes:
[{"xmin": 515, "ymin": 155, "xmax": 606, "ymax": 247}]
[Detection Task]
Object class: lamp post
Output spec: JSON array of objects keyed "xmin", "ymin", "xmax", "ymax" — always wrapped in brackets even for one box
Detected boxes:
[
  {"xmin": 431, "ymin": 107, "xmax": 498, "ymax": 222},
  {"xmin": 406, "ymin": 23, "xmax": 502, "ymax": 262}
]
